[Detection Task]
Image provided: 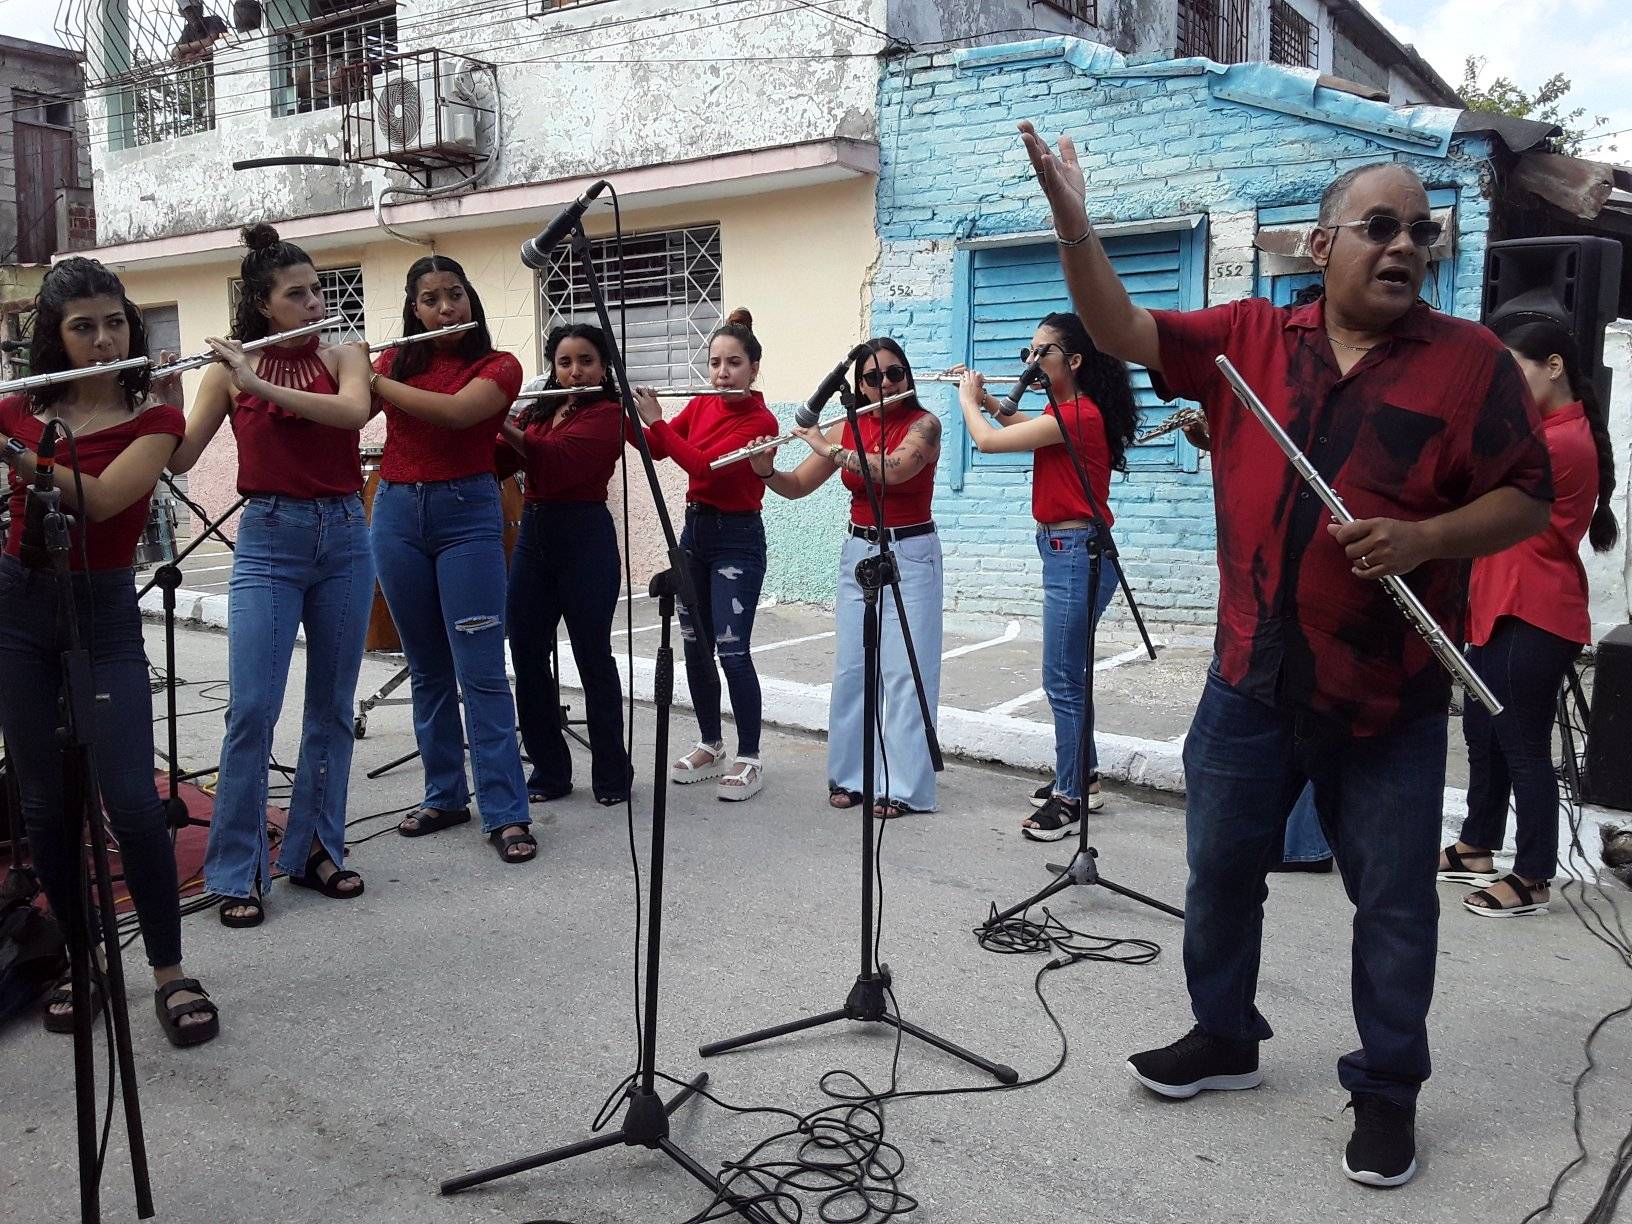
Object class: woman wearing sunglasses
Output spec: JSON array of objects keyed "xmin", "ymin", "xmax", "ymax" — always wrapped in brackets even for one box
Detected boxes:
[
  {"xmin": 748, "ymin": 339, "xmax": 942, "ymax": 817},
  {"xmin": 957, "ymin": 313, "xmax": 1137, "ymax": 840}
]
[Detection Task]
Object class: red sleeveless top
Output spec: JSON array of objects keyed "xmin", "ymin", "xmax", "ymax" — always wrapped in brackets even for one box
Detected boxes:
[
  {"xmin": 230, "ymin": 337, "xmax": 363, "ymax": 498},
  {"xmin": 840, "ymin": 402, "xmax": 936, "ymax": 528}
]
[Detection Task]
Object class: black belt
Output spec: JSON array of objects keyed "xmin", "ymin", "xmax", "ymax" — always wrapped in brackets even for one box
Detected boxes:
[
  {"xmin": 686, "ymin": 502, "xmax": 759, "ymax": 519},
  {"xmin": 848, "ymin": 520, "xmax": 935, "ymax": 543}
]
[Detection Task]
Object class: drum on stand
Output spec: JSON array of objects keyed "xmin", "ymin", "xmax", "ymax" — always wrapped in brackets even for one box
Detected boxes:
[
  {"xmin": 359, "ymin": 446, "xmax": 401, "ymax": 653},
  {"xmin": 132, "ymin": 489, "xmax": 179, "ymax": 572}
]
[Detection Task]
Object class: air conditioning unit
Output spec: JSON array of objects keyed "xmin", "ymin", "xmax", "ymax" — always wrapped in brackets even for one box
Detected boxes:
[{"xmin": 367, "ymin": 54, "xmax": 479, "ymax": 164}]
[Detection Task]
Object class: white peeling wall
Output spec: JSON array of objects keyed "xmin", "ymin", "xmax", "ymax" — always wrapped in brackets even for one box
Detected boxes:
[
  {"xmin": 1587, "ymin": 321, "xmax": 1631, "ymax": 635},
  {"xmin": 90, "ymin": 0, "xmax": 888, "ymax": 245}
]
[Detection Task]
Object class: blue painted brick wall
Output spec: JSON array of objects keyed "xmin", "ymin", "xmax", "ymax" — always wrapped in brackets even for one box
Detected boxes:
[{"xmin": 851, "ymin": 39, "xmax": 1496, "ymax": 630}]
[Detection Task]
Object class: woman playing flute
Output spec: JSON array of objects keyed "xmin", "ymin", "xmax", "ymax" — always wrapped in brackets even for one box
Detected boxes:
[
  {"xmin": 750, "ymin": 339, "xmax": 943, "ymax": 818},
  {"xmin": 0, "ymin": 258, "xmax": 219, "ymax": 1044},
  {"xmin": 633, "ymin": 308, "xmax": 779, "ymax": 800},
  {"xmin": 169, "ymin": 224, "xmax": 374, "ymax": 927},
  {"xmin": 957, "ymin": 311, "xmax": 1137, "ymax": 837},
  {"xmin": 365, "ymin": 255, "xmax": 534, "ymax": 862}
]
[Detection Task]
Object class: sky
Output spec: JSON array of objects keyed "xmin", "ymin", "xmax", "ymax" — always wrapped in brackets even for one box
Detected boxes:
[{"xmin": 1, "ymin": 0, "xmax": 1626, "ymax": 160}]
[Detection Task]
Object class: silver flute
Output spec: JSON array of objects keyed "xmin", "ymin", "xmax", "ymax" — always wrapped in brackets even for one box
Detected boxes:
[
  {"xmin": 517, "ymin": 385, "xmax": 750, "ymax": 402},
  {"xmin": 367, "ymin": 320, "xmax": 478, "ymax": 353},
  {"xmin": 917, "ymin": 371, "xmax": 1028, "ymax": 386},
  {"xmin": 0, "ymin": 356, "xmax": 154, "ymax": 395},
  {"xmin": 1214, "ymin": 356, "xmax": 1502, "ymax": 715},
  {"xmin": 1134, "ymin": 406, "xmax": 1208, "ymax": 445},
  {"xmin": 710, "ymin": 389, "xmax": 916, "ymax": 470},
  {"xmin": 148, "ymin": 316, "xmax": 341, "ymax": 378}
]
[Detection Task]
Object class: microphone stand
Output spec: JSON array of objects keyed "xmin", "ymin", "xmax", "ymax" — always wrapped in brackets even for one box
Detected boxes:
[
  {"xmin": 28, "ymin": 447, "xmax": 154, "ymax": 1221},
  {"xmin": 137, "ymin": 488, "xmax": 252, "ymax": 833},
  {"xmin": 981, "ymin": 380, "xmax": 1183, "ymax": 927},
  {"xmin": 440, "ymin": 219, "xmax": 775, "ymax": 1224},
  {"xmin": 700, "ymin": 376, "xmax": 1017, "ymax": 1084}
]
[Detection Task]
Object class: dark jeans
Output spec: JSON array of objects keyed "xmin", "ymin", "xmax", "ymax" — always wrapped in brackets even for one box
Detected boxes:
[
  {"xmin": 679, "ymin": 507, "xmax": 767, "ymax": 757},
  {"xmin": 1460, "ymin": 616, "xmax": 1581, "ymax": 880},
  {"xmin": 0, "ymin": 556, "xmax": 181, "ymax": 969},
  {"xmin": 1182, "ymin": 669, "xmax": 1446, "ymax": 1106},
  {"xmin": 507, "ymin": 502, "xmax": 630, "ymax": 800}
]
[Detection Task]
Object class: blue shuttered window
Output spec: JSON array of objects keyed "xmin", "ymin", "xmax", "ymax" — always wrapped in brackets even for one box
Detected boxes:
[{"xmin": 949, "ymin": 221, "xmax": 1206, "ymax": 485}]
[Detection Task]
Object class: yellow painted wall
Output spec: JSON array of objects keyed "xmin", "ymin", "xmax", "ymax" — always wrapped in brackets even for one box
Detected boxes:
[{"xmin": 111, "ymin": 175, "xmax": 877, "ymax": 580}]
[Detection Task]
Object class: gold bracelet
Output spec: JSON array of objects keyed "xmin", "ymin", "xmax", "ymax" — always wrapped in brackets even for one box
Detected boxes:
[
  {"xmin": 827, "ymin": 443, "xmax": 845, "ymax": 465},
  {"xmin": 1055, "ymin": 226, "xmax": 1092, "ymax": 247},
  {"xmin": 369, "ymin": 371, "xmax": 381, "ymax": 392}
]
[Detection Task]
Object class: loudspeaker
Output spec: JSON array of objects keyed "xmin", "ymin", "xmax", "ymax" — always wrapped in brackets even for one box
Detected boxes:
[
  {"xmin": 1585, "ymin": 624, "xmax": 1632, "ymax": 812},
  {"xmin": 1483, "ymin": 235, "xmax": 1623, "ymax": 407}
]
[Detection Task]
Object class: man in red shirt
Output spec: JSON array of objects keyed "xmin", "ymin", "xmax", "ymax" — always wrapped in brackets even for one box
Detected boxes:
[{"xmin": 1019, "ymin": 122, "xmax": 1551, "ymax": 1187}]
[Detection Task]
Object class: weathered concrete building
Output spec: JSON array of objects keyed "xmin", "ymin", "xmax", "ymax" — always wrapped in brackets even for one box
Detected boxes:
[{"xmin": 1, "ymin": 35, "xmax": 94, "ymax": 377}]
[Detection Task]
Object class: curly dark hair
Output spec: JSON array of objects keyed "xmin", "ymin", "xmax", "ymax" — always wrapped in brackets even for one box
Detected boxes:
[
  {"xmin": 518, "ymin": 323, "xmax": 619, "ymax": 427},
  {"xmin": 390, "ymin": 254, "xmax": 494, "ymax": 383},
  {"xmin": 1498, "ymin": 316, "xmax": 1619, "ymax": 553},
  {"xmin": 28, "ymin": 257, "xmax": 152, "ymax": 411},
  {"xmin": 1040, "ymin": 311, "xmax": 1138, "ymax": 473},
  {"xmin": 232, "ymin": 222, "xmax": 316, "ymax": 343}
]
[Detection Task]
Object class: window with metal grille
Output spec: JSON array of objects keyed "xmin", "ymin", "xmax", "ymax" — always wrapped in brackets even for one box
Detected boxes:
[
  {"xmin": 1269, "ymin": 0, "xmax": 1319, "ymax": 69},
  {"xmin": 118, "ymin": 59, "xmax": 217, "ymax": 147},
  {"xmin": 1035, "ymin": 0, "xmax": 1098, "ymax": 23},
  {"xmin": 1176, "ymin": 0, "xmax": 1250, "ymax": 63},
  {"xmin": 536, "ymin": 0, "xmax": 616, "ymax": 11},
  {"xmin": 275, "ymin": 3, "xmax": 397, "ymax": 116},
  {"xmin": 228, "ymin": 266, "xmax": 366, "ymax": 345},
  {"xmin": 535, "ymin": 225, "xmax": 724, "ymax": 388}
]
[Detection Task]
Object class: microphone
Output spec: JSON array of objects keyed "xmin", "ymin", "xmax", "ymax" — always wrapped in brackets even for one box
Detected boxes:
[
  {"xmin": 997, "ymin": 357, "xmax": 1045, "ymax": 416},
  {"xmin": 20, "ymin": 419, "xmax": 60, "ymax": 570},
  {"xmin": 796, "ymin": 342, "xmax": 874, "ymax": 429},
  {"xmin": 519, "ymin": 180, "xmax": 611, "ymax": 269}
]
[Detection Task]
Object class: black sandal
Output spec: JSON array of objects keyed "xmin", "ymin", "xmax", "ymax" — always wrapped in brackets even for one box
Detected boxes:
[
  {"xmin": 42, "ymin": 969, "xmax": 105, "ymax": 1034},
  {"xmin": 1022, "ymin": 795, "xmax": 1082, "ymax": 843},
  {"xmin": 289, "ymin": 847, "xmax": 365, "ymax": 899},
  {"xmin": 397, "ymin": 806, "xmax": 472, "ymax": 837},
  {"xmin": 217, "ymin": 892, "xmax": 264, "ymax": 928},
  {"xmin": 489, "ymin": 827, "xmax": 538, "ymax": 864},
  {"xmin": 1437, "ymin": 843, "xmax": 1498, "ymax": 886},
  {"xmin": 829, "ymin": 786, "xmax": 863, "ymax": 810},
  {"xmin": 1464, "ymin": 873, "xmax": 1551, "ymax": 918},
  {"xmin": 874, "ymin": 799, "xmax": 922, "ymax": 820},
  {"xmin": 154, "ymin": 977, "xmax": 220, "ymax": 1048}
]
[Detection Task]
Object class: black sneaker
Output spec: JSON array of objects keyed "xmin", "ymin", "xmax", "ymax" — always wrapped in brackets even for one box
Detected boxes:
[
  {"xmin": 1127, "ymin": 1024, "xmax": 1263, "ymax": 1099},
  {"xmin": 1343, "ymin": 1094, "xmax": 1417, "ymax": 1187},
  {"xmin": 1021, "ymin": 794, "xmax": 1081, "ymax": 842}
]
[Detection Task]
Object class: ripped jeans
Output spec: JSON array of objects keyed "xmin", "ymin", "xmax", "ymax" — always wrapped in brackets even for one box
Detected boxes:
[
  {"xmin": 370, "ymin": 475, "xmax": 528, "ymax": 832},
  {"xmin": 679, "ymin": 505, "xmax": 767, "ymax": 758}
]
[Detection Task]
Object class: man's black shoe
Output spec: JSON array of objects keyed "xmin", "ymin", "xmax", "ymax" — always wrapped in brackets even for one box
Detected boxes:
[
  {"xmin": 1126, "ymin": 1024, "xmax": 1262, "ymax": 1099},
  {"xmin": 1343, "ymin": 1093, "xmax": 1417, "ymax": 1187}
]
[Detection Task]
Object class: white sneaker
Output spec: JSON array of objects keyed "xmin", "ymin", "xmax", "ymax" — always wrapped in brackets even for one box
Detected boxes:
[
  {"xmin": 671, "ymin": 741, "xmax": 726, "ymax": 784},
  {"xmin": 717, "ymin": 757, "xmax": 763, "ymax": 802}
]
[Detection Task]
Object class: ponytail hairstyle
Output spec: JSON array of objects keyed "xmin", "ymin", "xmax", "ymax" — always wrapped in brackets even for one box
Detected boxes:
[
  {"xmin": 1498, "ymin": 317, "xmax": 1619, "ymax": 553},
  {"xmin": 1040, "ymin": 311, "xmax": 1138, "ymax": 474},
  {"xmin": 391, "ymin": 254, "xmax": 494, "ymax": 383},
  {"xmin": 522, "ymin": 322, "xmax": 619, "ymax": 427},
  {"xmin": 232, "ymin": 222, "xmax": 316, "ymax": 344},
  {"xmin": 850, "ymin": 336, "xmax": 918, "ymax": 411},
  {"xmin": 710, "ymin": 305, "xmax": 762, "ymax": 364},
  {"xmin": 28, "ymin": 256, "xmax": 152, "ymax": 411}
]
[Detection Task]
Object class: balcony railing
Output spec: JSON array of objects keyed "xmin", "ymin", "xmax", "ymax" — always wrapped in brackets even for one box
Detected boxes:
[
  {"xmin": 119, "ymin": 58, "xmax": 216, "ymax": 147},
  {"xmin": 275, "ymin": 5, "xmax": 397, "ymax": 117}
]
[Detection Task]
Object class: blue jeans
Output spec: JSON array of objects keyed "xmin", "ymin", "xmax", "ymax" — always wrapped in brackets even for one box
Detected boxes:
[
  {"xmin": 371, "ymin": 476, "xmax": 528, "ymax": 832},
  {"xmin": 828, "ymin": 530, "xmax": 943, "ymax": 812},
  {"xmin": 1282, "ymin": 785, "xmax": 1332, "ymax": 862},
  {"xmin": 679, "ymin": 507, "xmax": 767, "ymax": 757},
  {"xmin": 1037, "ymin": 526, "xmax": 1118, "ymax": 800},
  {"xmin": 1460, "ymin": 617, "xmax": 1580, "ymax": 880},
  {"xmin": 0, "ymin": 558, "xmax": 182, "ymax": 969},
  {"xmin": 508, "ymin": 501, "xmax": 630, "ymax": 801},
  {"xmin": 204, "ymin": 495, "xmax": 373, "ymax": 899},
  {"xmin": 1181, "ymin": 669, "xmax": 1446, "ymax": 1106}
]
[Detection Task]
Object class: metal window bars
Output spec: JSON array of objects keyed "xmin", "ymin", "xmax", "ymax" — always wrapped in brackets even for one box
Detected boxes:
[
  {"xmin": 119, "ymin": 57, "xmax": 217, "ymax": 147},
  {"xmin": 1034, "ymin": 0, "xmax": 1099, "ymax": 23},
  {"xmin": 226, "ymin": 267, "xmax": 366, "ymax": 346},
  {"xmin": 341, "ymin": 48, "xmax": 494, "ymax": 183},
  {"xmin": 1176, "ymin": 0, "xmax": 1250, "ymax": 63},
  {"xmin": 536, "ymin": 225, "xmax": 725, "ymax": 389},
  {"xmin": 1269, "ymin": 0, "xmax": 1320, "ymax": 69},
  {"xmin": 276, "ymin": 4, "xmax": 397, "ymax": 116}
]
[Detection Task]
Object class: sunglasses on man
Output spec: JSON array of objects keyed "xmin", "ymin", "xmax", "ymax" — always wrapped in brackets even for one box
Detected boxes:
[
  {"xmin": 1327, "ymin": 215, "xmax": 1444, "ymax": 248},
  {"xmin": 860, "ymin": 364, "xmax": 909, "ymax": 388}
]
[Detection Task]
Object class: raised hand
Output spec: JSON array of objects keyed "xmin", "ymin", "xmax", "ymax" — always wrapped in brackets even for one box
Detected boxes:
[{"xmin": 1018, "ymin": 121, "xmax": 1088, "ymax": 239}]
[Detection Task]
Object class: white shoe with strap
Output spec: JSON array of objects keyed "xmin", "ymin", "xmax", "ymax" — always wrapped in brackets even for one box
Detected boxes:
[
  {"xmin": 671, "ymin": 741, "xmax": 726, "ymax": 784},
  {"xmin": 717, "ymin": 757, "xmax": 763, "ymax": 802}
]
